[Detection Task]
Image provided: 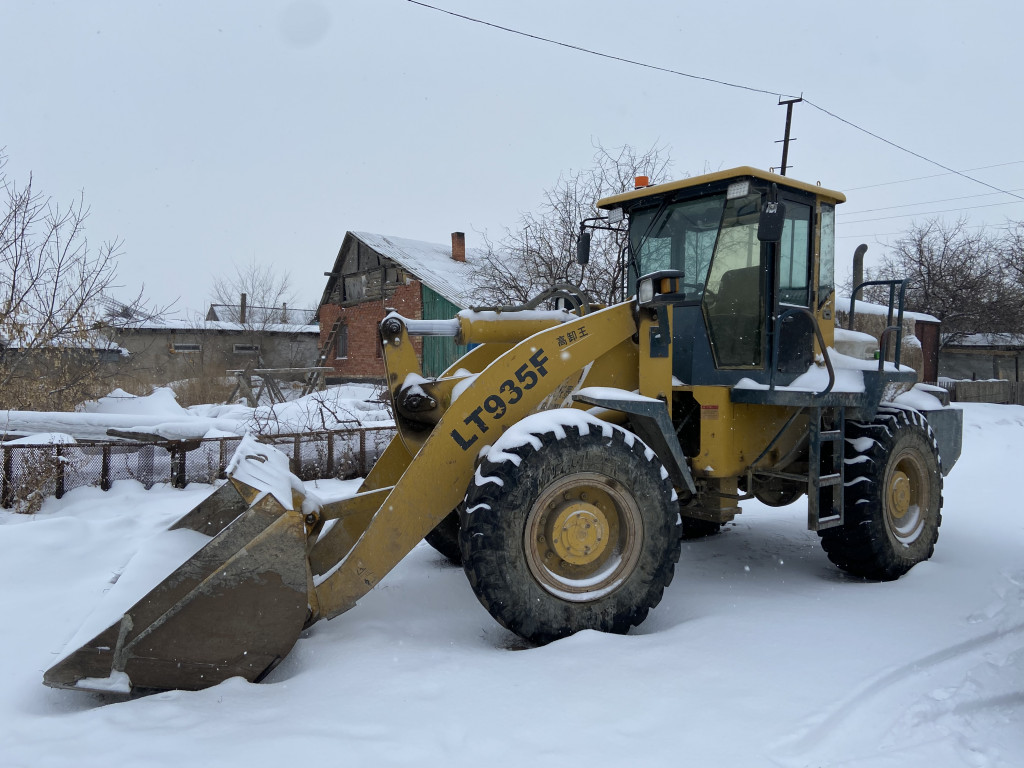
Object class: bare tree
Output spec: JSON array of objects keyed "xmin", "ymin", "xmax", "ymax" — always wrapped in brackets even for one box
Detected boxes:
[
  {"xmin": 864, "ymin": 218, "xmax": 1024, "ymax": 345},
  {"xmin": 207, "ymin": 260, "xmax": 313, "ymax": 402},
  {"xmin": 209, "ymin": 259, "xmax": 300, "ymax": 326},
  {"xmin": 471, "ymin": 143, "xmax": 674, "ymax": 306},
  {"xmin": 1001, "ymin": 220, "xmax": 1024, "ymax": 291},
  {"xmin": 0, "ymin": 151, "xmax": 159, "ymax": 410}
]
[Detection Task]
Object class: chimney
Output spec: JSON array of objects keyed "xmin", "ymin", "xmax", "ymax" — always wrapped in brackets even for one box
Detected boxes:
[
  {"xmin": 451, "ymin": 231, "xmax": 466, "ymax": 263},
  {"xmin": 239, "ymin": 293, "xmax": 247, "ymax": 324}
]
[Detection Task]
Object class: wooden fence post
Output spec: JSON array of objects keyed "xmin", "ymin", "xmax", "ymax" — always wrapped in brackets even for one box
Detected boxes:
[
  {"xmin": 359, "ymin": 429, "xmax": 367, "ymax": 476},
  {"xmin": 171, "ymin": 444, "xmax": 187, "ymax": 489},
  {"xmin": 101, "ymin": 444, "xmax": 111, "ymax": 491},
  {"xmin": 55, "ymin": 445, "xmax": 65, "ymax": 499}
]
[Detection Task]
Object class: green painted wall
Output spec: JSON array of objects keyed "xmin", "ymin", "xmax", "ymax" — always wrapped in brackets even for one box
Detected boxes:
[{"xmin": 421, "ymin": 286, "xmax": 468, "ymax": 377}]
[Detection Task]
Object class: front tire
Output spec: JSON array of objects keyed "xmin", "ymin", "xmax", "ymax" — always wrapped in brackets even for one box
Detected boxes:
[
  {"xmin": 460, "ymin": 414, "xmax": 680, "ymax": 645},
  {"xmin": 820, "ymin": 406, "xmax": 943, "ymax": 580}
]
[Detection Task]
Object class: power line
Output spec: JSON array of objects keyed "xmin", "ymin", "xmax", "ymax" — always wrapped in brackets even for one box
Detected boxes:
[
  {"xmin": 836, "ymin": 231, "xmax": 905, "ymax": 240},
  {"xmin": 840, "ymin": 187, "xmax": 1024, "ymax": 217},
  {"xmin": 842, "ymin": 198, "xmax": 1024, "ymax": 226},
  {"xmin": 801, "ymin": 99, "xmax": 1024, "ymax": 202},
  {"xmin": 406, "ymin": 1, "xmax": 788, "ymax": 98},
  {"xmin": 837, "ymin": 221, "xmax": 1010, "ymax": 241},
  {"xmin": 408, "ymin": 1, "xmax": 1024, "ymax": 203},
  {"xmin": 845, "ymin": 160, "xmax": 1024, "ymax": 191}
]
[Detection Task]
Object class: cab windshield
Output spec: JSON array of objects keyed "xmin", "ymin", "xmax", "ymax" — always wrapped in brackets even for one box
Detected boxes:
[
  {"xmin": 627, "ymin": 190, "xmax": 765, "ymax": 367},
  {"xmin": 627, "ymin": 192, "xmax": 761, "ymax": 303}
]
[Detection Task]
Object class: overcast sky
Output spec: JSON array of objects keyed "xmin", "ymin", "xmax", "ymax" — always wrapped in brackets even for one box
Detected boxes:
[{"xmin": 3, "ymin": 0, "xmax": 1022, "ymax": 315}]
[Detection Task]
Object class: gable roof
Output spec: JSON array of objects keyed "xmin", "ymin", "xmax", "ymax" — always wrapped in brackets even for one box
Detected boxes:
[
  {"xmin": 114, "ymin": 317, "xmax": 318, "ymax": 335},
  {"xmin": 944, "ymin": 333, "xmax": 1024, "ymax": 349},
  {"xmin": 319, "ymin": 231, "xmax": 483, "ymax": 311}
]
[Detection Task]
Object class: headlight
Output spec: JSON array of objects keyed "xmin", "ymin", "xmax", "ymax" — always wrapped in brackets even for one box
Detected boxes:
[
  {"xmin": 726, "ymin": 180, "xmax": 750, "ymax": 199},
  {"xmin": 638, "ymin": 277, "xmax": 655, "ymax": 305}
]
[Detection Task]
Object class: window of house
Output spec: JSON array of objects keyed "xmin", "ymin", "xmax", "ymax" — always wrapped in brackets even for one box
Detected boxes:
[
  {"xmin": 335, "ymin": 325, "xmax": 348, "ymax": 359},
  {"xmin": 233, "ymin": 344, "xmax": 260, "ymax": 354},
  {"xmin": 171, "ymin": 343, "xmax": 201, "ymax": 353}
]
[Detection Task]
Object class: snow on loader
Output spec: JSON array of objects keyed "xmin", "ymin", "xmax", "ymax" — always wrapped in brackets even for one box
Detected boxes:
[{"xmin": 46, "ymin": 167, "xmax": 963, "ymax": 694}]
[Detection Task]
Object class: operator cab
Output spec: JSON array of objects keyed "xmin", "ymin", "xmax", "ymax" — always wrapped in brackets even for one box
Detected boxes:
[{"xmin": 597, "ymin": 167, "xmax": 844, "ymax": 388}]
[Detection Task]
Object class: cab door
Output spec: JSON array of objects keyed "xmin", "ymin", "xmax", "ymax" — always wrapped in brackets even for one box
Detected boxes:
[{"xmin": 772, "ymin": 198, "xmax": 816, "ymax": 377}]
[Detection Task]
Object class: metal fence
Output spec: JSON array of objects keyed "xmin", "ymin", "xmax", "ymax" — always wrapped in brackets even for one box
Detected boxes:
[
  {"xmin": 0, "ymin": 426, "xmax": 396, "ymax": 510},
  {"xmin": 935, "ymin": 380, "xmax": 1024, "ymax": 406}
]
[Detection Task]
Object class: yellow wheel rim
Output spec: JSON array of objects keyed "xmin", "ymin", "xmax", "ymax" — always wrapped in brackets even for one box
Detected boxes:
[
  {"xmin": 549, "ymin": 502, "xmax": 611, "ymax": 566},
  {"xmin": 524, "ymin": 472, "xmax": 642, "ymax": 602},
  {"xmin": 885, "ymin": 450, "xmax": 928, "ymax": 542}
]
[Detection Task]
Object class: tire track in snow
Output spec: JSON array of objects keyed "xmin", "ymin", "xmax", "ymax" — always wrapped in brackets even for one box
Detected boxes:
[{"xmin": 768, "ymin": 621, "xmax": 1024, "ymax": 766}]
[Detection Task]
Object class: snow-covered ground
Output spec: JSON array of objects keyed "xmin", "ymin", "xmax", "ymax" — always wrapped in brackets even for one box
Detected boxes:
[{"xmin": 1, "ymin": 403, "xmax": 1022, "ymax": 767}]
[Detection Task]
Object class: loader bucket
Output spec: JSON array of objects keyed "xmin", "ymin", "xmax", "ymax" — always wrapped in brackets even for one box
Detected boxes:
[{"xmin": 44, "ymin": 438, "xmax": 315, "ymax": 694}]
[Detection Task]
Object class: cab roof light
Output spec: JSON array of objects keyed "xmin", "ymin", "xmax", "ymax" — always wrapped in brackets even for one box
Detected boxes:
[{"xmin": 726, "ymin": 180, "xmax": 751, "ymax": 200}]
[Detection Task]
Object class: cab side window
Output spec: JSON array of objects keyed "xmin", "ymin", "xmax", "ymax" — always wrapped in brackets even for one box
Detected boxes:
[
  {"xmin": 818, "ymin": 204, "xmax": 835, "ymax": 306},
  {"xmin": 777, "ymin": 201, "xmax": 813, "ymax": 306}
]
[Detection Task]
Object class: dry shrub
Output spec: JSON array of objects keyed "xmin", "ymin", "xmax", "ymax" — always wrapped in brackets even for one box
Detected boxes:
[
  {"xmin": 171, "ymin": 375, "xmax": 235, "ymax": 408},
  {"xmin": 8, "ymin": 445, "xmax": 83, "ymax": 514}
]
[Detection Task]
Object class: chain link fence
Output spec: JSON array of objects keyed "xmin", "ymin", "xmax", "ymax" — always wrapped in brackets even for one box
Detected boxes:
[{"xmin": 1, "ymin": 426, "xmax": 396, "ymax": 512}]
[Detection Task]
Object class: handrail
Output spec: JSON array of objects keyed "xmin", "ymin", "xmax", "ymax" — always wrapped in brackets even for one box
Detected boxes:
[
  {"xmin": 770, "ymin": 306, "xmax": 836, "ymax": 397},
  {"xmin": 848, "ymin": 279, "xmax": 908, "ymax": 369},
  {"xmin": 878, "ymin": 325, "xmax": 903, "ymax": 371}
]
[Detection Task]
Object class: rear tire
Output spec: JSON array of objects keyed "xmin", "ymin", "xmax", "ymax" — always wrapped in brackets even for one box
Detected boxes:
[
  {"xmin": 820, "ymin": 406, "xmax": 942, "ymax": 580},
  {"xmin": 460, "ymin": 418, "xmax": 680, "ymax": 645}
]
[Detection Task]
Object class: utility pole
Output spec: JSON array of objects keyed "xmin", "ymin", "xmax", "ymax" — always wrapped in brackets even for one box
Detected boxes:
[{"xmin": 776, "ymin": 96, "xmax": 803, "ymax": 176}]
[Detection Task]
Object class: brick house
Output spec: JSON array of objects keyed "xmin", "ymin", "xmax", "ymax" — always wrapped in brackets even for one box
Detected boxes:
[{"xmin": 316, "ymin": 231, "xmax": 480, "ymax": 383}]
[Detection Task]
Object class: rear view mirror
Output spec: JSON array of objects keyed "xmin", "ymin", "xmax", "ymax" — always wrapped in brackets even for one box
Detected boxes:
[
  {"xmin": 577, "ymin": 231, "xmax": 591, "ymax": 265},
  {"xmin": 757, "ymin": 201, "xmax": 787, "ymax": 242}
]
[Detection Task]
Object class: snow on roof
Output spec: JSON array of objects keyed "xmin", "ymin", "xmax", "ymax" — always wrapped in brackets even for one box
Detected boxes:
[
  {"xmin": 835, "ymin": 295, "xmax": 939, "ymax": 324},
  {"xmin": 352, "ymin": 232, "xmax": 482, "ymax": 308},
  {"xmin": 1, "ymin": 329, "xmax": 125, "ymax": 352},
  {"xmin": 945, "ymin": 333, "xmax": 1024, "ymax": 348},
  {"xmin": 117, "ymin": 319, "xmax": 319, "ymax": 334}
]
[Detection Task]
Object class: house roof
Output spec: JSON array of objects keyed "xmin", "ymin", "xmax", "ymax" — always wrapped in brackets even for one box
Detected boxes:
[
  {"xmin": 944, "ymin": 333, "xmax": 1024, "ymax": 349},
  {"xmin": 206, "ymin": 304, "xmax": 318, "ymax": 325},
  {"xmin": 116, "ymin": 319, "xmax": 319, "ymax": 335},
  {"xmin": 319, "ymin": 232, "xmax": 482, "ymax": 311}
]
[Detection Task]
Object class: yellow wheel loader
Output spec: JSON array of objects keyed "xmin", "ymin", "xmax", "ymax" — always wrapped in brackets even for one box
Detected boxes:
[{"xmin": 45, "ymin": 167, "xmax": 963, "ymax": 694}]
